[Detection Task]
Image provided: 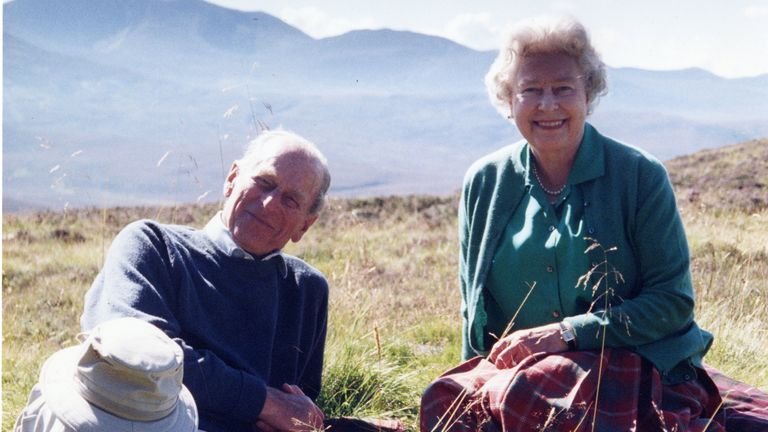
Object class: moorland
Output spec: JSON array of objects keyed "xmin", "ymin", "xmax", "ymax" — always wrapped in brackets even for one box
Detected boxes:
[{"xmin": 3, "ymin": 138, "xmax": 767, "ymax": 430}]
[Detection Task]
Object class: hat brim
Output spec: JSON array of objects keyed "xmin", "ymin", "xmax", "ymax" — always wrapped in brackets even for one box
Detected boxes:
[{"xmin": 40, "ymin": 345, "xmax": 198, "ymax": 432}]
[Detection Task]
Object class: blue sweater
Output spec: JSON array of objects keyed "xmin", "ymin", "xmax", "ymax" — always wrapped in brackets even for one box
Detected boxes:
[{"xmin": 81, "ymin": 218, "xmax": 329, "ymax": 432}]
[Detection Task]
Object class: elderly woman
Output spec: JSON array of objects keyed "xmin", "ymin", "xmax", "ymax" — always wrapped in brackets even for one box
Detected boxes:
[{"xmin": 420, "ymin": 17, "xmax": 735, "ymax": 431}]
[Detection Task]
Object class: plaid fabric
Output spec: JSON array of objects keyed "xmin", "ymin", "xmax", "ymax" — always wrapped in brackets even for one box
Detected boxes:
[
  {"xmin": 705, "ymin": 365, "xmax": 768, "ymax": 431},
  {"xmin": 420, "ymin": 349, "xmax": 729, "ymax": 432}
]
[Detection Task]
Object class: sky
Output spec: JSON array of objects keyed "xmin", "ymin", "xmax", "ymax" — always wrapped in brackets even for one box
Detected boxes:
[{"xmin": 206, "ymin": 0, "xmax": 768, "ymax": 78}]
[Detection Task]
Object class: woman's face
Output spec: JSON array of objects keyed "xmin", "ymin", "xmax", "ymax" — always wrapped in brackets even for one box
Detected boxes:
[{"xmin": 510, "ymin": 53, "xmax": 588, "ymax": 157}]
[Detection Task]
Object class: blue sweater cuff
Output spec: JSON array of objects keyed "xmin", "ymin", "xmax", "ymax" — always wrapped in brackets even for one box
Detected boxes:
[{"xmin": 230, "ymin": 371, "xmax": 267, "ymax": 423}]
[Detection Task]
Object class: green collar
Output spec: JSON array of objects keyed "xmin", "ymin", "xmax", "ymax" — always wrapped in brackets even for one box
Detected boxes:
[{"xmin": 521, "ymin": 122, "xmax": 605, "ymax": 187}]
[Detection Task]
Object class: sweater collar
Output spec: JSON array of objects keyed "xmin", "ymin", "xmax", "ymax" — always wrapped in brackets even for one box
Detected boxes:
[
  {"xmin": 567, "ymin": 122, "xmax": 605, "ymax": 185},
  {"xmin": 204, "ymin": 212, "xmax": 288, "ymax": 278},
  {"xmin": 520, "ymin": 122, "xmax": 605, "ymax": 187}
]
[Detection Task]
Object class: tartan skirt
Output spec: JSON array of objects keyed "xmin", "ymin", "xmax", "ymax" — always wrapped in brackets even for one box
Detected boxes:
[{"xmin": 420, "ymin": 349, "xmax": 768, "ymax": 431}]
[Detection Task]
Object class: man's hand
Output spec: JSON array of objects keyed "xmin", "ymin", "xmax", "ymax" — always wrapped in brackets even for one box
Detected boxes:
[
  {"xmin": 255, "ymin": 384, "xmax": 325, "ymax": 431},
  {"xmin": 487, "ymin": 322, "xmax": 568, "ymax": 369}
]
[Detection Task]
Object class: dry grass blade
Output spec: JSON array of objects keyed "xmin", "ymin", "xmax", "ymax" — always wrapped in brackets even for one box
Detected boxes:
[{"xmin": 497, "ymin": 281, "xmax": 538, "ymax": 341}]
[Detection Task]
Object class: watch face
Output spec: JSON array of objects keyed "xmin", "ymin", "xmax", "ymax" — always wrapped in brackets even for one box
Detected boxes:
[
  {"xmin": 559, "ymin": 323, "xmax": 573, "ymax": 338},
  {"xmin": 559, "ymin": 322, "xmax": 576, "ymax": 350}
]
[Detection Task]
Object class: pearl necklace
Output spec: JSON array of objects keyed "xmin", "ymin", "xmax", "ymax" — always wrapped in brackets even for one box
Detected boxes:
[{"xmin": 531, "ymin": 163, "xmax": 567, "ymax": 196}]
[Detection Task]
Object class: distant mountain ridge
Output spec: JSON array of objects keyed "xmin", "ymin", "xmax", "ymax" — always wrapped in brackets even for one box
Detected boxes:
[{"xmin": 4, "ymin": 0, "xmax": 768, "ymax": 211}]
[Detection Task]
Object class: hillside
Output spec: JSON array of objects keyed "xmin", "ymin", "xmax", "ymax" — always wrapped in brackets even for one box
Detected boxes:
[
  {"xmin": 666, "ymin": 138, "xmax": 768, "ymax": 211},
  {"xmin": 4, "ymin": 0, "xmax": 768, "ymax": 211}
]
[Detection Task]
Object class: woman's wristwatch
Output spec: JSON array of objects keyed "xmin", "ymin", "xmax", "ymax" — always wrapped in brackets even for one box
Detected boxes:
[{"xmin": 559, "ymin": 321, "xmax": 577, "ymax": 351}]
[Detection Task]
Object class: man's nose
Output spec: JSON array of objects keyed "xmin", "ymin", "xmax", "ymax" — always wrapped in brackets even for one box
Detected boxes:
[{"xmin": 261, "ymin": 190, "xmax": 277, "ymax": 208}]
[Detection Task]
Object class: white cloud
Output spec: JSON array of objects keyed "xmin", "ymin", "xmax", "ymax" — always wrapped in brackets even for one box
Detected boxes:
[
  {"xmin": 205, "ymin": 0, "xmax": 767, "ymax": 76},
  {"xmin": 440, "ymin": 13, "xmax": 501, "ymax": 50},
  {"xmin": 591, "ymin": 24, "xmax": 710, "ymax": 72},
  {"xmin": 590, "ymin": 26, "xmax": 618, "ymax": 59},
  {"xmin": 549, "ymin": 1, "xmax": 578, "ymax": 14},
  {"xmin": 744, "ymin": 5, "xmax": 768, "ymax": 17},
  {"xmin": 279, "ymin": 6, "xmax": 376, "ymax": 39}
]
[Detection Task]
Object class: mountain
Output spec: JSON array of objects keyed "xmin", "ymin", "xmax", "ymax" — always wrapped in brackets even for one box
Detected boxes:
[{"xmin": 4, "ymin": 0, "xmax": 768, "ymax": 212}]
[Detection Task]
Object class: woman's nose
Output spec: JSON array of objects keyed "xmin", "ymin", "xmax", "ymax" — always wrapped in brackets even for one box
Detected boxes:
[{"xmin": 538, "ymin": 91, "xmax": 559, "ymax": 110}]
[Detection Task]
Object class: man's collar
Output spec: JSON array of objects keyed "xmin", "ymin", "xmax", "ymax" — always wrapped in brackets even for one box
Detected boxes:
[{"xmin": 203, "ymin": 212, "xmax": 288, "ymax": 278}]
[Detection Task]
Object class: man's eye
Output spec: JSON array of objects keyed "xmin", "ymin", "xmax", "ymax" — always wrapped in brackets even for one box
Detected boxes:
[
  {"xmin": 285, "ymin": 197, "xmax": 300, "ymax": 209},
  {"xmin": 255, "ymin": 178, "xmax": 273, "ymax": 188}
]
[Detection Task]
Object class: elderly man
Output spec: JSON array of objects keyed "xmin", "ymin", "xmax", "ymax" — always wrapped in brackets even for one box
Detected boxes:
[{"xmin": 81, "ymin": 130, "xmax": 331, "ymax": 432}]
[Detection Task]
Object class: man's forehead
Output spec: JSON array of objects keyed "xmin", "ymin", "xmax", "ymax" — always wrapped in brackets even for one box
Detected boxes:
[
  {"xmin": 248, "ymin": 137, "xmax": 310, "ymax": 160},
  {"xmin": 240, "ymin": 147, "xmax": 321, "ymax": 193},
  {"xmin": 241, "ymin": 148, "xmax": 316, "ymax": 172}
]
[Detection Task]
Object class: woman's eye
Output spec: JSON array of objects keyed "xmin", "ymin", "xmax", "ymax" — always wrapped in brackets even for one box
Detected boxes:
[{"xmin": 555, "ymin": 86, "xmax": 575, "ymax": 96}]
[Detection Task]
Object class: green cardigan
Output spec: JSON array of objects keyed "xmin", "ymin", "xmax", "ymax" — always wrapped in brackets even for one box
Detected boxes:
[{"xmin": 459, "ymin": 123, "xmax": 713, "ymax": 384}]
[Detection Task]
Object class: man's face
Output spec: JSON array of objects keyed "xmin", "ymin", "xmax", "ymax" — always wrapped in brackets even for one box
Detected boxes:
[{"xmin": 221, "ymin": 144, "xmax": 322, "ymax": 256}]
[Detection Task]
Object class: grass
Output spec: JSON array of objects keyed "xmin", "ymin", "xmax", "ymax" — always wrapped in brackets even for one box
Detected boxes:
[{"xmin": 3, "ymin": 190, "xmax": 768, "ymax": 431}]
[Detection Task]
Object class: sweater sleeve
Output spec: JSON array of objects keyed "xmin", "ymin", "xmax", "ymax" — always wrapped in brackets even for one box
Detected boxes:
[
  {"xmin": 459, "ymin": 181, "xmax": 474, "ymax": 360},
  {"xmin": 565, "ymin": 158, "xmax": 696, "ymax": 351},
  {"xmin": 80, "ymin": 221, "xmax": 267, "ymax": 425},
  {"xmin": 298, "ymin": 289, "xmax": 327, "ymax": 401}
]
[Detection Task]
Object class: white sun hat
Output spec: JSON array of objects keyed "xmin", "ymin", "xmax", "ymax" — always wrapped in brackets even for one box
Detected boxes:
[{"xmin": 33, "ymin": 317, "xmax": 198, "ymax": 431}]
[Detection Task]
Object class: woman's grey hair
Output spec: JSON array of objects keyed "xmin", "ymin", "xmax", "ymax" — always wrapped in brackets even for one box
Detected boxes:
[
  {"xmin": 485, "ymin": 17, "xmax": 607, "ymax": 118},
  {"xmin": 242, "ymin": 130, "xmax": 331, "ymax": 215}
]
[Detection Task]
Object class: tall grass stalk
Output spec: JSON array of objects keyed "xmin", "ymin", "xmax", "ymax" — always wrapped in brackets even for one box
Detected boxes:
[
  {"xmin": 496, "ymin": 281, "xmax": 537, "ymax": 342},
  {"xmin": 576, "ymin": 240, "xmax": 624, "ymax": 432}
]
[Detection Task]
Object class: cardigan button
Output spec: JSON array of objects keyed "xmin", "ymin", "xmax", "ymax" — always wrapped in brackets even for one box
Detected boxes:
[
  {"xmin": 588, "ymin": 227, "xmax": 596, "ymax": 234},
  {"xmin": 546, "ymin": 265, "xmax": 554, "ymax": 273},
  {"xmin": 584, "ymin": 201, "xmax": 590, "ymax": 207},
  {"xmin": 552, "ymin": 310, "xmax": 561, "ymax": 318},
  {"xmin": 548, "ymin": 225, "xmax": 556, "ymax": 232}
]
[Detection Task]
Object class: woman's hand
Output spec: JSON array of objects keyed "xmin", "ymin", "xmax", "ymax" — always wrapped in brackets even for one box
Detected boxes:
[{"xmin": 488, "ymin": 322, "xmax": 569, "ymax": 369}]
